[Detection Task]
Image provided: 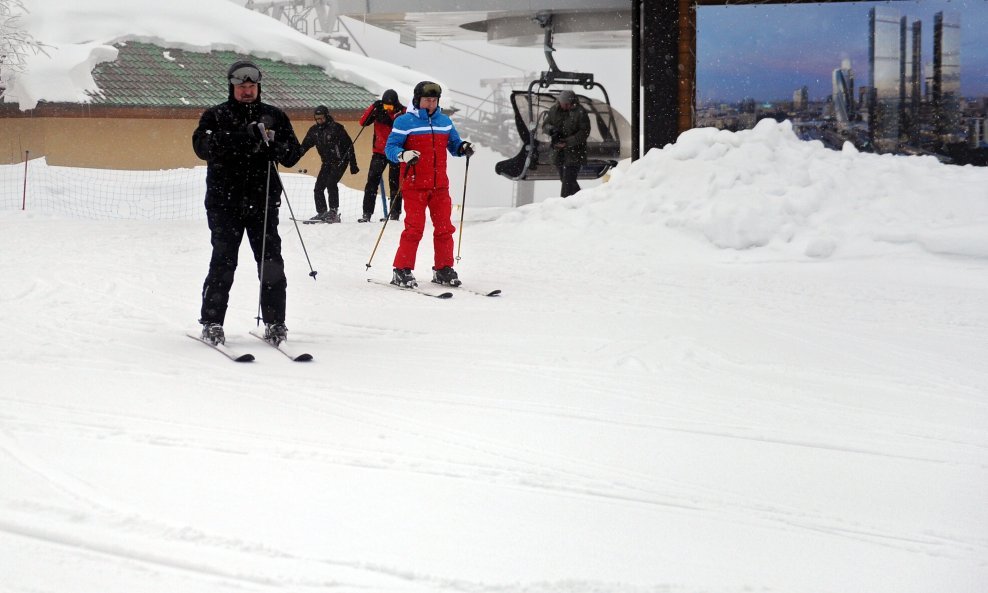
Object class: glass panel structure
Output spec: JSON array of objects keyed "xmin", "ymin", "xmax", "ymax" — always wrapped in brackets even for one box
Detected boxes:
[
  {"xmin": 869, "ymin": 7, "xmax": 901, "ymax": 152},
  {"xmin": 933, "ymin": 11, "xmax": 961, "ymax": 141}
]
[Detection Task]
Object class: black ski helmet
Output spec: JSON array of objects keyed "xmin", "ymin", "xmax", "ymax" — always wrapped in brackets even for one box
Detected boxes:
[
  {"xmin": 226, "ymin": 60, "xmax": 262, "ymax": 100},
  {"xmin": 314, "ymin": 105, "xmax": 329, "ymax": 117},
  {"xmin": 382, "ymin": 89, "xmax": 398, "ymax": 105},
  {"xmin": 412, "ymin": 81, "xmax": 441, "ymax": 108}
]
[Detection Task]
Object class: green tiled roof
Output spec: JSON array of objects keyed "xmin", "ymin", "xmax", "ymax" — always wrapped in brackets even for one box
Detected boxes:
[{"xmin": 88, "ymin": 42, "xmax": 375, "ymax": 110}]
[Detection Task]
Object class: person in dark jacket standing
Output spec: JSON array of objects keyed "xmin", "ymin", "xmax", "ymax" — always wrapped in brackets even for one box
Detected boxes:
[
  {"xmin": 192, "ymin": 60, "xmax": 303, "ymax": 346},
  {"xmin": 542, "ymin": 89, "xmax": 590, "ymax": 197},
  {"xmin": 300, "ymin": 105, "xmax": 359, "ymax": 223},
  {"xmin": 384, "ymin": 81, "xmax": 473, "ymax": 288},
  {"xmin": 357, "ymin": 89, "xmax": 405, "ymax": 222}
]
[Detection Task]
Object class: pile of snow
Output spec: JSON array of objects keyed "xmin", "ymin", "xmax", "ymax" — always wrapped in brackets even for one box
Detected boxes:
[{"xmin": 500, "ymin": 119, "xmax": 988, "ymax": 261}]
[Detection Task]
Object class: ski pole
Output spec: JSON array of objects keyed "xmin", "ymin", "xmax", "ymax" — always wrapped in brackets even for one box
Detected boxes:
[
  {"xmin": 365, "ymin": 165, "xmax": 410, "ymax": 270},
  {"xmin": 379, "ymin": 177, "xmax": 388, "ymax": 218},
  {"xmin": 365, "ymin": 188, "xmax": 403, "ymax": 270},
  {"xmin": 334, "ymin": 124, "xmax": 367, "ymax": 179},
  {"xmin": 276, "ymin": 169, "xmax": 319, "ymax": 281},
  {"xmin": 255, "ymin": 157, "xmax": 274, "ymax": 327},
  {"xmin": 455, "ymin": 154, "xmax": 471, "ymax": 262},
  {"xmin": 22, "ymin": 150, "xmax": 29, "ymax": 211},
  {"xmin": 253, "ymin": 122, "xmax": 318, "ymax": 283}
]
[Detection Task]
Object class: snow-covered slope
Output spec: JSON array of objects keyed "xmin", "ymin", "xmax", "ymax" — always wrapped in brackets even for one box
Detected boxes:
[{"xmin": 2, "ymin": 120, "xmax": 987, "ymax": 593}]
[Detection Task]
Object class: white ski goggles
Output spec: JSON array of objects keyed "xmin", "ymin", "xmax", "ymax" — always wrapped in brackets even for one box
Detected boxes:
[{"xmin": 229, "ymin": 65, "xmax": 262, "ymax": 85}]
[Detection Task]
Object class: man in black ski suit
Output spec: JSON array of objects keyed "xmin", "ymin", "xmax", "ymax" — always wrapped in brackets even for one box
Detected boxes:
[
  {"xmin": 542, "ymin": 89, "xmax": 590, "ymax": 198},
  {"xmin": 300, "ymin": 105, "xmax": 359, "ymax": 223},
  {"xmin": 192, "ymin": 60, "xmax": 303, "ymax": 346}
]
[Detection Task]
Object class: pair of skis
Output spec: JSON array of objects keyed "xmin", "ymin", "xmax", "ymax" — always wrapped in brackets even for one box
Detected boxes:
[
  {"xmin": 366, "ymin": 278, "xmax": 501, "ymax": 299},
  {"xmin": 191, "ymin": 280, "xmax": 501, "ymax": 361},
  {"xmin": 291, "ymin": 217, "xmax": 341, "ymax": 225},
  {"xmin": 187, "ymin": 331, "xmax": 313, "ymax": 363}
]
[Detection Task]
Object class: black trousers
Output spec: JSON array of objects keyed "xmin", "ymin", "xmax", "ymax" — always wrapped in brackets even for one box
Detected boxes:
[
  {"xmin": 200, "ymin": 206, "xmax": 286, "ymax": 326},
  {"xmin": 361, "ymin": 153, "xmax": 401, "ymax": 216},
  {"xmin": 558, "ymin": 165, "xmax": 582, "ymax": 198},
  {"xmin": 313, "ymin": 162, "xmax": 343, "ymax": 212}
]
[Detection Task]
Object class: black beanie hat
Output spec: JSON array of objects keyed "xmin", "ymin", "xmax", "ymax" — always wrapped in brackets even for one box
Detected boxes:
[
  {"xmin": 382, "ymin": 89, "xmax": 398, "ymax": 105},
  {"xmin": 314, "ymin": 105, "xmax": 329, "ymax": 116}
]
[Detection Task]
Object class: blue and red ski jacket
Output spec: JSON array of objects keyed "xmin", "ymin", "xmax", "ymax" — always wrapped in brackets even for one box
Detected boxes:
[{"xmin": 385, "ymin": 106, "xmax": 466, "ymax": 192}]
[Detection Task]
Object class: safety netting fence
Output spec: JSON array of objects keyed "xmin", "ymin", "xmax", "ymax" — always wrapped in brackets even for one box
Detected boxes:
[{"xmin": 0, "ymin": 157, "xmax": 366, "ymax": 221}]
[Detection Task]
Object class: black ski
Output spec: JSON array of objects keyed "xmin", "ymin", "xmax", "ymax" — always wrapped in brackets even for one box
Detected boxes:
[
  {"xmin": 186, "ymin": 333, "xmax": 255, "ymax": 362},
  {"xmin": 439, "ymin": 284, "xmax": 501, "ymax": 297},
  {"xmin": 249, "ymin": 331, "xmax": 314, "ymax": 362},
  {"xmin": 367, "ymin": 278, "xmax": 453, "ymax": 299},
  {"xmin": 291, "ymin": 217, "xmax": 340, "ymax": 225}
]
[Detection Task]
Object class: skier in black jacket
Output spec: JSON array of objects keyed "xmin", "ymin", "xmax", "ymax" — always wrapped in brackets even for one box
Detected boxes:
[
  {"xmin": 542, "ymin": 89, "xmax": 590, "ymax": 197},
  {"xmin": 300, "ymin": 105, "xmax": 359, "ymax": 223},
  {"xmin": 192, "ymin": 60, "xmax": 303, "ymax": 346}
]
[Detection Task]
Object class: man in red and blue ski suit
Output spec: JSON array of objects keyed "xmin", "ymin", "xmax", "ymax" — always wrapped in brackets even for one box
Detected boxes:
[{"xmin": 384, "ymin": 81, "xmax": 473, "ymax": 288}]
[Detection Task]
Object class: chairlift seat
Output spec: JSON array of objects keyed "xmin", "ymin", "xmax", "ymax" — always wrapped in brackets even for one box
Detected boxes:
[{"xmin": 495, "ymin": 90, "xmax": 628, "ymax": 182}]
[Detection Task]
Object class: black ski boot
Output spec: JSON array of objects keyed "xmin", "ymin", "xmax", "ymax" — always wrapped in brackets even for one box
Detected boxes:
[
  {"xmin": 264, "ymin": 322, "xmax": 288, "ymax": 345},
  {"xmin": 201, "ymin": 322, "xmax": 225, "ymax": 345},
  {"xmin": 357, "ymin": 212, "xmax": 373, "ymax": 223},
  {"xmin": 324, "ymin": 208, "xmax": 341, "ymax": 223},
  {"xmin": 432, "ymin": 266, "xmax": 461, "ymax": 287},
  {"xmin": 391, "ymin": 268, "xmax": 418, "ymax": 288}
]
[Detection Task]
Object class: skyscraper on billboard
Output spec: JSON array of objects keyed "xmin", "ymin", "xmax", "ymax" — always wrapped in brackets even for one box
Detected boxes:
[
  {"xmin": 793, "ymin": 85, "xmax": 808, "ymax": 110},
  {"xmin": 832, "ymin": 59, "xmax": 854, "ymax": 128},
  {"xmin": 909, "ymin": 21, "xmax": 923, "ymax": 123},
  {"xmin": 869, "ymin": 7, "xmax": 901, "ymax": 152},
  {"xmin": 898, "ymin": 17, "xmax": 921, "ymax": 140},
  {"xmin": 933, "ymin": 11, "xmax": 961, "ymax": 143}
]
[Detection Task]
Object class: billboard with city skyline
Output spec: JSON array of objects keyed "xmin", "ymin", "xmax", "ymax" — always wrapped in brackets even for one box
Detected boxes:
[{"xmin": 697, "ymin": 0, "xmax": 987, "ymax": 104}]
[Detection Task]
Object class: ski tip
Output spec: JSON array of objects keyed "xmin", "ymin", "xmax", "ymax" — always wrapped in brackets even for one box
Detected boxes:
[
  {"xmin": 487, "ymin": 289, "xmax": 502, "ymax": 297},
  {"xmin": 438, "ymin": 292, "xmax": 453, "ymax": 299},
  {"xmin": 235, "ymin": 353, "xmax": 256, "ymax": 362},
  {"xmin": 293, "ymin": 353, "xmax": 314, "ymax": 362}
]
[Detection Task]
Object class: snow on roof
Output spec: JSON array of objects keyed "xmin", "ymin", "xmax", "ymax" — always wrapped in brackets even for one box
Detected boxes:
[{"xmin": 3, "ymin": 0, "xmax": 436, "ymax": 110}]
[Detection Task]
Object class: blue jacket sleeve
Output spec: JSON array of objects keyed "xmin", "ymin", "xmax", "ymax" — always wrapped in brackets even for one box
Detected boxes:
[{"xmin": 446, "ymin": 120, "xmax": 464, "ymax": 156}]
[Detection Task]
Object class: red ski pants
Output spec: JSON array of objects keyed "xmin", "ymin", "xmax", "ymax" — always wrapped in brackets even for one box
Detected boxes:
[{"xmin": 392, "ymin": 187, "xmax": 456, "ymax": 271}]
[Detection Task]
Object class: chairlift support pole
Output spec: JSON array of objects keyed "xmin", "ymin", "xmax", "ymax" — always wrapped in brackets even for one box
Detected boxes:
[
  {"xmin": 533, "ymin": 13, "xmax": 595, "ymax": 89},
  {"xmin": 527, "ymin": 13, "xmax": 598, "ymax": 138}
]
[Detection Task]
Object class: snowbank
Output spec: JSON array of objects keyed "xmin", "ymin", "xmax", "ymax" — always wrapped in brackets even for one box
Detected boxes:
[{"xmin": 501, "ymin": 119, "xmax": 988, "ymax": 261}]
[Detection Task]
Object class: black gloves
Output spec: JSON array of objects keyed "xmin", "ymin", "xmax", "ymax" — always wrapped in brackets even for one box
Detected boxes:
[
  {"xmin": 457, "ymin": 142, "xmax": 474, "ymax": 157},
  {"xmin": 376, "ymin": 102, "xmax": 395, "ymax": 124},
  {"xmin": 350, "ymin": 163, "xmax": 360, "ymax": 175}
]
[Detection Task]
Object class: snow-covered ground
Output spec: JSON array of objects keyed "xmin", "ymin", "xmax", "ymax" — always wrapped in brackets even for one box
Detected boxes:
[{"xmin": 2, "ymin": 119, "xmax": 987, "ymax": 593}]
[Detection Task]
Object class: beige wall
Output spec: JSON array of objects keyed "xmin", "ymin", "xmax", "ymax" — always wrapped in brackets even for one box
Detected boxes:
[{"xmin": 0, "ymin": 116, "xmax": 372, "ymax": 190}]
